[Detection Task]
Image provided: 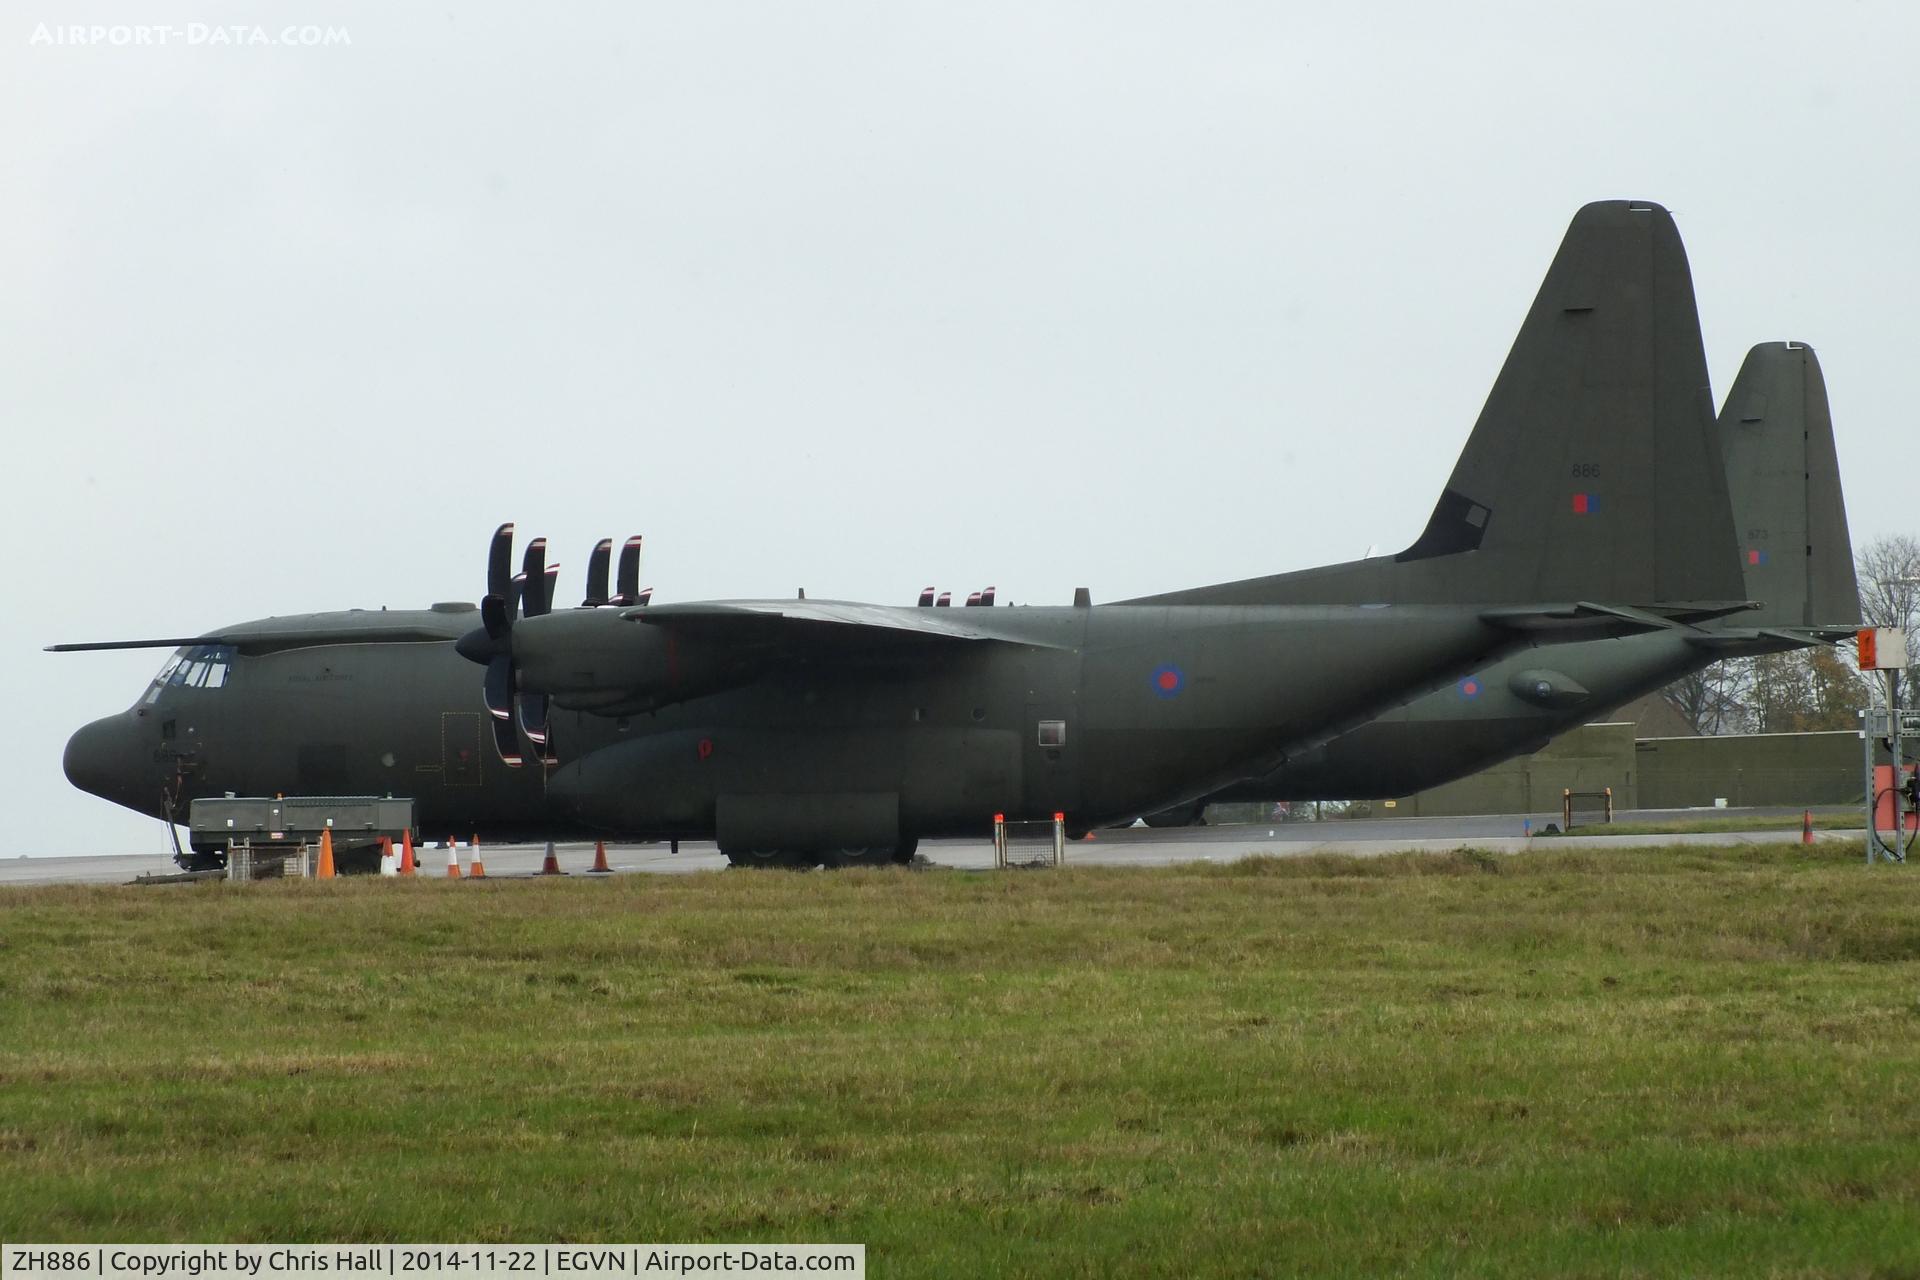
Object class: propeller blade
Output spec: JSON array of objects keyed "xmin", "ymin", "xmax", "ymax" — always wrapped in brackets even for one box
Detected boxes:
[
  {"xmin": 541, "ymin": 563, "xmax": 560, "ymax": 616},
  {"xmin": 981, "ymin": 586, "xmax": 996, "ymax": 606},
  {"xmin": 491, "ymin": 714, "xmax": 524, "ymax": 768},
  {"xmin": 965, "ymin": 591, "xmax": 982, "ymax": 607},
  {"xmin": 520, "ymin": 539, "xmax": 549, "ymax": 617},
  {"xmin": 583, "ymin": 539, "xmax": 612, "ymax": 606},
  {"xmin": 484, "ymin": 655, "xmax": 514, "ymax": 721},
  {"xmin": 637, "ymin": 587, "xmax": 654, "ymax": 607},
  {"xmin": 936, "ymin": 592, "xmax": 951, "ymax": 608},
  {"xmin": 481, "ymin": 593, "xmax": 511, "ymax": 643},
  {"xmin": 480, "ymin": 523, "xmax": 527, "ymax": 766},
  {"xmin": 917, "ymin": 587, "xmax": 935, "ymax": 607},
  {"xmin": 487, "ymin": 523, "xmax": 516, "ymax": 602},
  {"xmin": 518, "ymin": 693, "xmax": 555, "ymax": 764},
  {"xmin": 613, "ymin": 536, "xmax": 643, "ymax": 605}
]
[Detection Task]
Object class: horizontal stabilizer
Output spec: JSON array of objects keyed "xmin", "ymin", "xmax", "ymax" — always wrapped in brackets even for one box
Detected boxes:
[
  {"xmin": 1479, "ymin": 599, "xmax": 1756, "ymax": 638},
  {"xmin": 1686, "ymin": 624, "xmax": 1857, "ymax": 652}
]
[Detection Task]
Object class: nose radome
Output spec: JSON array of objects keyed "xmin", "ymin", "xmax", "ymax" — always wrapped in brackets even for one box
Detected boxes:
[{"xmin": 63, "ymin": 714, "xmax": 142, "ymax": 805}]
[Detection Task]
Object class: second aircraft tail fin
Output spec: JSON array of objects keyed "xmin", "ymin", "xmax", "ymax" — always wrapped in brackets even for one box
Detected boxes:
[{"xmin": 1718, "ymin": 341, "xmax": 1860, "ymax": 631}]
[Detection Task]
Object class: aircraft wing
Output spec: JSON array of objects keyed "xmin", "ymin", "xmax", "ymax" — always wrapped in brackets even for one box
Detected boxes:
[{"xmin": 624, "ymin": 600, "xmax": 1072, "ymax": 650}]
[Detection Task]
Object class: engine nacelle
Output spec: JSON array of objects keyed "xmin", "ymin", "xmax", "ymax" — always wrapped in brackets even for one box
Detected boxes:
[{"xmin": 512, "ymin": 609, "xmax": 750, "ymax": 714}]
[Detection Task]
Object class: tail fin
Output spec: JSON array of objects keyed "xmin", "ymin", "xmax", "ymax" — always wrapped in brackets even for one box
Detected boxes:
[
  {"xmin": 1719, "ymin": 342, "xmax": 1860, "ymax": 629},
  {"xmin": 1130, "ymin": 200, "xmax": 1745, "ymax": 609}
]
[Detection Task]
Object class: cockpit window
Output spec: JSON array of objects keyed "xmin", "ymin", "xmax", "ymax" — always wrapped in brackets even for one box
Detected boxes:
[{"xmin": 151, "ymin": 644, "xmax": 235, "ymax": 692}]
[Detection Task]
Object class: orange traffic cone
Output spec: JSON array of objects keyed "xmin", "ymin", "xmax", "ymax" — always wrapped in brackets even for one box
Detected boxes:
[
  {"xmin": 445, "ymin": 840, "xmax": 461, "ymax": 878},
  {"xmin": 468, "ymin": 834, "xmax": 487, "ymax": 879},
  {"xmin": 378, "ymin": 836, "xmax": 398, "ymax": 876},
  {"xmin": 589, "ymin": 839, "xmax": 611, "ymax": 873},
  {"xmin": 399, "ymin": 830, "xmax": 417, "ymax": 876},
  {"xmin": 316, "ymin": 829, "xmax": 336, "ymax": 879},
  {"xmin": 1802, "ymin": 809, "xmax": 1814, "ymax": 845},
  {"xmin": 540, "ymin": 841, "xmax": 564, "ymax": 875}
]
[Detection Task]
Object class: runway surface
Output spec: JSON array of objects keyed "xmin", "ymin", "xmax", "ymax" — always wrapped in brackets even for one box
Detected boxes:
[{"xmin": 0, "ymin": 807, "xmax": 1866, "ymax": 886}]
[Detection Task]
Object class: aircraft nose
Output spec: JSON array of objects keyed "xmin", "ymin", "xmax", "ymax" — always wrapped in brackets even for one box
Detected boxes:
[{"xmin": 63, "ymin": 713, "xmax": 146, "ymax": 806}]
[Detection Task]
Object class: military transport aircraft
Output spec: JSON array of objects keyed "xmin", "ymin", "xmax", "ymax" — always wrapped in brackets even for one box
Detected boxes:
[
  {"xmin": 57, "ymin": 200, "xmax": 1767, "ymax": 867},
  {"xmin": 1134, "ymin": 339, "xmax": 1860, "ymax": 822}
]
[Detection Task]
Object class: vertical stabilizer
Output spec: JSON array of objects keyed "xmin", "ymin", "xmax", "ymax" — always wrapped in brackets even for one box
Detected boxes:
[
  {"xmin": 1719, "ymin": 342, "xmax": 1859, "ymax": 627},
  {"xmin": 1130, "ymin": 200, "xmax": 1746, "ymax": 609}
]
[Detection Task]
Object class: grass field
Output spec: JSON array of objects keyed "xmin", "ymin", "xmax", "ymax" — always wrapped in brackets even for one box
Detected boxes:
[{"xmin": 2, "ymin": 845, "xmax": 1918, "ymax": 1276}]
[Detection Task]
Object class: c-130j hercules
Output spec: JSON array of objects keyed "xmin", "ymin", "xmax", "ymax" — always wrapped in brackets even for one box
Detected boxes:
[{"xmin": 57, "ymin": 201, "xmax": 1831, "ymax": 867}]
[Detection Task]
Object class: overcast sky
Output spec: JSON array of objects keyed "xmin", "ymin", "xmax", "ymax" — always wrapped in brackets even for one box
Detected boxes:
[{"xmin": 8, "ymin": 1, "xmax": 1916, "ymax": 856}]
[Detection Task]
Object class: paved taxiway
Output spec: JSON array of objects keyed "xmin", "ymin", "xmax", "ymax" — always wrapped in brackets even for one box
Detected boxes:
[{"xmin": 0, "ymin": 808, "xmax": 1865, "ymax": 886}]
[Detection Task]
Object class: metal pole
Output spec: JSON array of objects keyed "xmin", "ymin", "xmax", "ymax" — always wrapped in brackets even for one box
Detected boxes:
[
  {"xmin": 1893, "ymin": 669, "xmax": 1905, "ymax": 865},
  {"xmin": 1864, "ymin": 706, "xmax": 1877, "ymax": 866}
]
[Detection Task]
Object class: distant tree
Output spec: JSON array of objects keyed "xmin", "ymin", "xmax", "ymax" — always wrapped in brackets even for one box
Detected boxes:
[
  {"xmin": 1803, "ymin": 645, "xmax": 1872, "ymax": 729},
  {"xmin": 1852, "ymin": 533, "xmax": 1920, "ymax": 711},
  {"xmin": 1856, "ymin": 534, "xmax": 1920, "ymax": 632},
  {"xmin": 1745, "ymin": 650, "xmax": 1865, "ymax": 732},
  {"xmin": 1668, "ymin": 647, "xmax": 1865, "ymax": 735},
  {"xmin": 1661, "ymin": 658, "xmax": 1753, "ymax": 735},
  {"xmin": 1747, "ymin": 652, "xmax": 1814, "ymax": 733}
]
